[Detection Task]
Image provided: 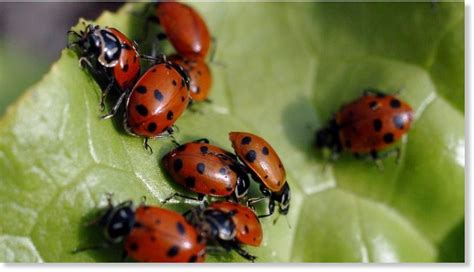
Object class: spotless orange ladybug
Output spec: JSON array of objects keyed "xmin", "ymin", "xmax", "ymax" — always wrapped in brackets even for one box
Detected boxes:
[
  {"xmin": 185, "ymin": 201, "xmax": 260, "ymax": 261},
  {"xmin": 122, "ymin": 58, "xmax": 191, "ymax": 152},
  {"xmin": 169, "ymin": 54, "xmax": 212, "ymax": 102},
  {"xmin": 162, "ymin": 139, "xmax": 250, "ymax": 201},
  {"xmin": 155, "ymin": 2, "xmax": 211, "ymax": 60},
  {"xmin": 68, "ymin": 25, "xmax": 141, "ymax": 118},
  {"xmin": 74, "ymin": 197, "xmax": 206, "ymax": 262},
  {"xmin": 228, "ymin": 132, "xmax": 291, "ymax": 218},
  {"xmin": 315, "ymin": 89, "xmax": 414, "ymax": 166}
]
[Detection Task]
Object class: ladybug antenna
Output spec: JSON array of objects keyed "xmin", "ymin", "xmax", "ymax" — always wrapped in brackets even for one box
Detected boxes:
[{"xmin": 284, "ymin": 215, "xmax": 292, "ymax": 229}]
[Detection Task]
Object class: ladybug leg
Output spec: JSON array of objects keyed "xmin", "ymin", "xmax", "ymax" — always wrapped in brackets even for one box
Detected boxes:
[
  {"xmin": 369, "ymin": 150, "xmax": 384, "ymax": 170},
  {"xmin": 209, "ymin": 36, "xmax": 218, "ymax": 63},
  {"xmin": 229, "ymin": 243, "xmax": 257, "ymax": 262},
  {"xmin": 143, "ymin": 138, "xmax": 153, "ymax": 154},
  {"xmin": 99, "ymin": 77, "xmax": 115, "ymax": 112},
  {"xmin": 204, "ymin": 98, "xmax": 212, "ymax": 104},
  {"xmin": 162, "ymin": 192, "xmax": 204, "ymax": 205},
  {"xmin": 100, "ymin": 89, "xmax": 128, "ymax": 120},
  {"xmin": 258, "ymin": 200, "xmax": 275, "ymax": 219}
]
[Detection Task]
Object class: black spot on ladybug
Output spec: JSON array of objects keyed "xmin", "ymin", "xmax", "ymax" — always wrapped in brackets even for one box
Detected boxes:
[
  {"xmin": 245, "ymin": 214, "xmax": 250, "ymax": 218},
  {"xmin": 264, "ymin": 175, "xmax": 268, "ymax": 179},
  {"xmin": 155, "ymin": 219, "xmax": 161, "ymax": 224},
  {"xmin": 129, "ymin": 242, "xmax": 139, "ymax": 252},
  {"xmin": 174, "ymin": 159, "xmax": 183, "ymax": 172},
  {"xmin": 172, "ymin": 80, "xmax": 177, "ymax": 86},
  {"xmin": 196, "ymin": 163, "xmax": 205, "ymax": 174},
  {"xmin": 167, "ymin": 245, "xmax": 180, "ymax": 257},
  {"xmin": 133, "ymin": 55, "xmax": 137, "ymax": 63},
  {"xmin": 152, "ymin": 68, "xmax": 157, "ymax": 73},
  {"xmin": 369, "ymin": 101, "xmax": 378, "ymax": 110},
  {"xmin": 147, "ymin": 122, "xmax": 157, "ymax": 133},
  {"xmin": 189, "ymin": 255, "xmax": 198, "ymax": 262},
  {"xmin": 226, "ymin": 186, "xmax": 233, "ymax": 192},
  {"xmin": 197, "ymin": 70, "xmax": 202, "ymax": 76},
  {"xmin": 165, "ymin": 64, "xmax": 172, "ymax": 70},
  {"xmin": 176, "ymin": 222, "xmax": 186, "ymax": 235},
  {"xmin": 143, "ymin": 206, "xmax": 150, "ymax": 210},
  {"xmin": 219, "ymin": 167, "xmax": 227, "ymax": 175},
  {"xmin": 210, "ymin": 188, "xmax": 216, "ymax": 194},
  {"xmin": 133, "ymin": 222, "xmax": 143, "ymax": 228},
  {"xmin": 278, "ymin": 164, "xmax": 283, "ymax": 168},
  {"xmin": 122, "ymin": 64, "xmax": 129, "ymax": 72},
  {"xmin": 262, "ymin": 147, "xmax": 269, "ymax": 155},
  {"xmin": 200, "ymin": 146, "xmax": 208, "ymax": 154},
  {"xmin": 150, "ymin": 236, "xmax": 157, "ymax": 242},
  {"xmin": 167, "ymin": 111, "xmax": 174, "ymax": 120},
  {"xmin": 181, "ymin": 96, "xmax": 185, "ymax": 102},
  {"xmin": 244, "ymin": 225, "xmax": 249, "ymax": 234},
  {"xmin": 390, "ymin": 99, "xmax": 401, "ymax": 108},
  {"xmin": 277, "ymin": 180, "xmax": 281, "ymax": 186},
  {"xmin": 177, "ymin": 144, "xmax": 187, "ymax": 152},
  {"xmin": 393, "ymin": 115, "xmax": 405, "ymax": 129},
  {"xmin": 345, "ymin": 140, "xmax": 352, "ymax": 148},
  {"xmin": 245, "ymin": 150, "xmax": 257, "ymax": 162},
  {"xmin": 185, "ymin": 177, "xmax": 196, "ymax": 188},
  {"xmin": 135, "ymin": 105, "xmax": 148, "ymax": 116},
  {"xmin": 241, "ymin": 136, "xmax": 251, "ymax": 145},
  {"xmin": 383, "ymin": 133, "xmax": 395, "ymax": 144},
  {"xmin": 373, "ymin": 119, "xmax": 383, "ymax": 132},
  {"xmin": 154, "ymin": 89, "xmax": 164, "ymax": 101},
  {"xmin": 136, "ymin": 86, "xmax": 147, "ymax": 94}
]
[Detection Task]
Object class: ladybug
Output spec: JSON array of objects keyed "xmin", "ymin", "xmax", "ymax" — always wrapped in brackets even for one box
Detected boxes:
[
  {"xmin": 123, "ymin": 59, "xmax": 191, "ymax": 151},
  {"xmin": 162, "ymin": 139, "xmax": 250, "ymax": 201},
  {"xmin": 169, "ymin": 54, "xmax": 212, "ymax": 102},
  {"xmin": 68, "ymin": 25, "xmax": 141, "ymax": 118},
  {"xmin": 74, "ymin": 198, "xmax": 206, "ymax": 262},
  {"xmin": 208, "ymin": 201, "xmax": 263, "ymax": 247},
  {"xmin": 155, "ymin": 2, "xmax": 211, "ymax": 59},
  {"xmin": 315, "ymin": 89, "xmax": 414, "ymax": 164},
  {"xmin": 228, "ymin": 132, "xmax": 291, "ymax": 218},
  {"xmin": 185, "ymin": 202, "xmax": 258, "ymax": 261}
]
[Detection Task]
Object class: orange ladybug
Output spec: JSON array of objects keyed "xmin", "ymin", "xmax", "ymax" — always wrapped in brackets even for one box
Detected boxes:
[
  {"xmin": 156, "ymin": 2, "xmax": 211, "ymax": 60},
  {"xmin": 315, "ymin": 89, "xmax": 414, "ymax": 164},
  {"xmin": 74, "ymin": 199, "xmax": 206, "ymax": 262},
  {"xmin": 229, "ymin": 132, "xmax": 291, "ymax": 218},
  {"xmin": 68, "ymin": 25, "xmax": 141, "ymax": 118},
  {"xmin": 162, "ymin": 139, "xmax": 250, "ymax": 200},
  {"xmin": 123, "ymin": 60, "xmax": 190, "ymax": 151}
]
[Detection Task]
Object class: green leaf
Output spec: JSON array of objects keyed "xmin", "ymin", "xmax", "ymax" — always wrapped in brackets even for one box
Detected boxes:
[{"xmin": 0, "ymin": 2, "xmax": 463, "ymax": 262}]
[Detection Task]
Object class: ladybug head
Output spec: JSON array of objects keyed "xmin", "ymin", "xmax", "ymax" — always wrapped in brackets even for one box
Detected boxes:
[
  {"xmin": 277, "ymin": 182, "xmax": 291, "ymax": 215},
  {"xmin": 186, "ymin": 206, "xmax": 236, "ymax": 242},
  {"xmin": 68, "ymin": 24, "xmax": 102, "ymax": 58},
  {"xmin": 98, "ymin": 200, "xmax": 135, "ymax": 243},
  {"xmin": 315, "ymin": 119, "xmax": 340, "ymax": 151}
]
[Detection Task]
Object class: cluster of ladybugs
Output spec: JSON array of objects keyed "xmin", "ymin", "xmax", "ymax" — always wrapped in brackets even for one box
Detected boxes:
[{"xmin": 67, "ymin": 1, "xmax": 414, "ymax": 263}]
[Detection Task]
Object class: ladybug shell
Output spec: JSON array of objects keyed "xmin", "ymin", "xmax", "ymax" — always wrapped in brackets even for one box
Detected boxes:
[
  {"xmin": 336, "ymin": 93, "xmax": 414, "ymax": 153},
  {"xmin": 229, "ymin": 132, "xmax": 286, "ymax": 192},
  {"xmin": 162, "ymin": 142, "xmax": 237, "ymax": 197},
  {"xmin": 156, "ymin": 2, "xmax": 211, "ymax": 59},
  {"xmin": 125, "ymin": 63, "xmax": 189, "ymax": 138},
  {"xmin": 209, "ymin": 201, "xmax": 262, "ymax": 246},
  {"xmin": 169, "ymin": 55, "xmax": 212, "ymax": 102},
  {"xmin": 108, "ymin": 28, "xmax": 141, "ymax": 91},
  {"xmin": 124, "ymin": 206, "xmax": 206, "ymax": 262}
]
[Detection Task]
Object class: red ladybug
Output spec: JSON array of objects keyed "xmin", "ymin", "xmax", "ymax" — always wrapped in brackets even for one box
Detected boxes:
[
  {"xmin": 208, "ymin": 201, "xmax": 263, "ymax": 247},
  {"xmin": 315, "ymin": 89, "xmax": 414, "ymax": 164},
  {"xmin": 74, "ymin": 199, "xmax": 206, "ymax": 262},
  {"xmin": 162, "ymin": 139, "xmax": 250, "ymax": 200},
  {"xmin": 155, "ymin": 2, "xmax": 211, "ymax": 60},
  {"xmin": 228, "ymin": 132, "xmax": 291, "ymax": 218},
  {"xmin": 185, "ymin": 202, "xmax": 258, "ymax": 261},
  {"xmin": 68, "ymin": 25, "xmax": 141, "ymax": 117},
  {"xmin": 169, "ymin": 54, "xmax": 212, "ymax": 102},
  {"xmin": 123, "ymin": 60, "xmax": 191, "ymax": 151}
]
